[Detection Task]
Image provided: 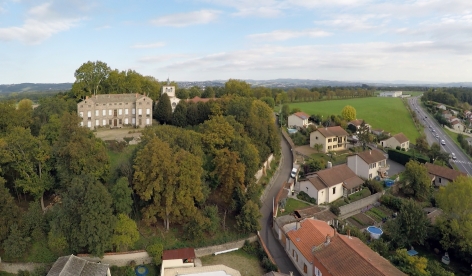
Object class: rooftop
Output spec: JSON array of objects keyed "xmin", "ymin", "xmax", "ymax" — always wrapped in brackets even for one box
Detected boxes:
[
  {"xmin": 425, "ymin": 163, "xmax": 467, "ymax": 181},
  {"xmin": 47, "ymin": 255, "xmax": 109, "ymax": 276},
  {"xmin": 291, "ymin": 111, "xmax": 310, "ymax": 120},
  {"xmin": 79, "ymin": 93, "xmax": 150, "ymax": 104},
  {"xmin": 162, "ymin": 248, "xmax": 196, "ymax": 260},
  {"xmin": 355, "ymin": 149, "xmax": 387, "ymax": 164},
  {"xmin": 315, "ymin": 126, "xmax": 349, "ymax": 138},
  {"xmin": 316, "ymin": 164, "xmax": 363, "ymax": 187},
  {"xmin": 392, "ymin": 133, "xmax": 409, "ymax": 143}
]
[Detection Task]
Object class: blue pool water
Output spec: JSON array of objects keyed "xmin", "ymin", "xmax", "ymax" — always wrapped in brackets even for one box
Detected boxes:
[
  {"xmin": 367, "ymin": 226, "xmax": 383, "ymax": 235},
  {"xmin": 287, "ymin": 128, "xmax": 298, "ymax": 134}
]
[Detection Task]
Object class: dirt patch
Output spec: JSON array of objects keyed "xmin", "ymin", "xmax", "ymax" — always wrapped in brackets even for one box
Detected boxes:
[
  {"xmin": 200, "ymin": 250, "xmax": 265, "ymax": 276},
  {"xmin": 94, "ymin": 128, "xmax": 142, "ymax": 143},
  {"xmin": 347, "ymin": 213, "xmax": 375, "ymax": 228}
]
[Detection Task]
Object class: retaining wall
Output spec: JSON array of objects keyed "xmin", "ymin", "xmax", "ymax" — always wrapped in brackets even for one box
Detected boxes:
[
  {"xmin": 339, "ymin": 192, "xmax": 383, "ymax": 219},
  {"xmin": 194, "ymin": 235, "xmax": 258, "ymax": 257},
  {"xmin": 255, "ymin": 154, "xmax": 275, "ymax": 182}
]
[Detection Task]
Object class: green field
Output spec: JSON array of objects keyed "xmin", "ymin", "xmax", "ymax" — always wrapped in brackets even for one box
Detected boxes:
[{"xmin": 289, "ymin": 97, "xmax": 421, "ymax": 141}]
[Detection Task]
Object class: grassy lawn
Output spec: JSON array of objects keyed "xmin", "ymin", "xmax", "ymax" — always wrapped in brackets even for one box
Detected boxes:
[
  {"xmin": 200, "ymin": 249, "xmax": 265, "ymax": 276},
  {"xmin": 289, "ymin": 97, "xmax": 420, "ymax": 141},
  {"xmin": 278, "ymin": 198, "xmax": 311, "ymax": 217},
  {"xmin": 309, "ymin": 151, "xmax": 349, "ymax": 166}
]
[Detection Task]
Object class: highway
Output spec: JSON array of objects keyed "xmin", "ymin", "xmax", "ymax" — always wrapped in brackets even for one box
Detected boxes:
[{"xmin": 408, "ymin": 97, "xmax": 472, "ymax": 175}]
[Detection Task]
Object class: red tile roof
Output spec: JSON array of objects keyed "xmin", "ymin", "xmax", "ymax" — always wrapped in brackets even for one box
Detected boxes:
[
  {"xmin": 288, "ymin": 219, "xmax": 406, "ymax": 276},
  {"xmin": 162, "ymin": 248, "xmax": 195, "ymax": 260},
  {"xmin": 286, "ymin": 219, "xmax": 335, "ymax": 262},
  {"xmin": 356, "ymin": 149, "xmax": 387, "ymax": 164},
  {"xmin": 293, "ymin": 112, "xmax": 310, "ymax": 120},
  {"xmin": 425, "ymin": 163, "xmax": 467, "ymax": 181},
  {"xmin": 348, "ymin": 119, "xmax": 365, "ymax": 127},
  {"xmin": 185, "ymin": 96, "xmax": 215, "ymax": 103},
  {"xmin": 313, "ymin": 234, "xmax": 406, "ymax": 276},
  {"xmin": 316, "ymin": 126, "xmax": 348, "ymax": 138}
]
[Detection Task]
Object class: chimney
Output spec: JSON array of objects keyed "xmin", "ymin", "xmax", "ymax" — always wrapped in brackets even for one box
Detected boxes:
[
  {"xmin": 325, "ymin": 234, "xmax": 331, "ymax": 245},
  {"xmin": 348, "ymin": 229, "xmax": 351, "ymax": 238}
]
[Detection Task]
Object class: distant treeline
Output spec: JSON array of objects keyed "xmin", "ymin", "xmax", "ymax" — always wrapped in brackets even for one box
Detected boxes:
[{"xmin": 422, "ymin": 87, "xmax": 472, "ymax": 107}]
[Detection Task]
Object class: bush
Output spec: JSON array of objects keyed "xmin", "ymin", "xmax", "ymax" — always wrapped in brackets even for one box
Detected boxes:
[
  {"xmin": 146, "ymin": 243, "xmax": 163, "ymax": 265},
  {"xmin": 296, "ymin": 191, "xmax": 317, "ymax": 204},
  {"xmin": 380, "ymin": 194, "xmax": 404, "ymax": 211},
  {"xmin": 330, "ymin": 205, "xmax": 340, "ymax": 216},
  {"xmin": 365, "ymin": 179, "xmax": 384, "ymax": 193},
  {"xmin": 110, "ymin": 266, "xmax": 136, "ymax": 276},
  {"xmin": 261, "ymin": 256, "xmax": 278, "ymax": 272},
  {"xmin": 387, "ymin": 148, "xmax": 429, "ymax": 165}
]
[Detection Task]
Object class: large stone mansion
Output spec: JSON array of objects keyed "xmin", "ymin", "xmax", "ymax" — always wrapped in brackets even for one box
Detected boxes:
[{"xmin": 77, "ymin": 81, "xmax": 180, "ymax": 129}]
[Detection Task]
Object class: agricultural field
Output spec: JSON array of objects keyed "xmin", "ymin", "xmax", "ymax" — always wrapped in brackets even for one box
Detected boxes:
[{"xmin": 289, "ymin": 97, "xmax": 421, "ymax": 141}]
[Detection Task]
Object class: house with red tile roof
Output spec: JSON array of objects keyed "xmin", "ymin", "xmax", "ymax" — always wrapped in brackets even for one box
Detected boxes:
[
  {"xmin": 284, "ymin": 218, "xmax": 406, "ymax": 276},
  {"xmin": 425, "ymin": 163, "xmax": 467, "ymax": 186},
  {"xmin": 380, "ymin": 132, "xmax": 409, "ymax": 150},
  {"xmin": 288, "ymin": 112, "xmax": 310, "ymax": 128},
  {"xmin": 299, "ymin": 164, "xmax": 364, "ymax": 204},
  {"xmin": 310, "ymin": 126, "xmax": 349, "ymax": 153},
  {"xmin": 347, "ymin": 149, "xmax": 389, "ymax": 180}
]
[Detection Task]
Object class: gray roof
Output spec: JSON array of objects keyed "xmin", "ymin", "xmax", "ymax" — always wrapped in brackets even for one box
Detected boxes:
[
  {"xmin": 47, "ymin": 255, "xmax": 109, "ymax": 276},
  {"xmin": 78, "ymin": 93, "xmax": 150, "ymax": 104}
]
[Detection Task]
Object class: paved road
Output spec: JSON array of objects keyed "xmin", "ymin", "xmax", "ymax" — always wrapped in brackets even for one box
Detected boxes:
[
  {"xmin": 408, "ymin": 97, "xmax": 472, "ymax": 175},
  {"xmin": 259, "ymin": 129, "xmax": 300, "ymax": 275}
]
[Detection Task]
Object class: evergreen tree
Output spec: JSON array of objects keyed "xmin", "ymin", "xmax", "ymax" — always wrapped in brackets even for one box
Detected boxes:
[
  {"xmin": 172, "ymin": 101, "xmax": 188, "ymax": 127},
  {"xmin": 154, "ymin": 93, "xmax": 172, "ymax": 124}
]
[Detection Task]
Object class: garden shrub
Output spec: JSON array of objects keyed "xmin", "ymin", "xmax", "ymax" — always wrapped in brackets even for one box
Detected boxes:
[
  {"xmin": 330, "ymin": 205, "xmax": 340, "ymax": 216},
  {"xmin": 380, "ymin": 194, "xmax": 404, "ymax": 211},
  {"xmin": 147, "ymin": 243, "xmax": 163, "ymax": 265},
  {"xmin": 296, "ymin": 191, "xmax": 316, "ymax": 204}
]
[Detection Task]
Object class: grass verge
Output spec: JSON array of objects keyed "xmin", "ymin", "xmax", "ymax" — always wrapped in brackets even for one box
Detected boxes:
[{"xmin": 278, "ymin": 198, "xmax": 311, "ymax": 217}]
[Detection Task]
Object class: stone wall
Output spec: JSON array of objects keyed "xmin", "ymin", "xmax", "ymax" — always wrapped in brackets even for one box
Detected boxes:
[
  {"xmin": 194, "ymin": 235, "xmax": 258, "ymax": 257},
  {"xmin": 255, "ymin": 154, "xmax": 275, "ymax": 182},
  {"xmin": 338, "ymin": 192, "xmax": 383, "ymax": 219}
]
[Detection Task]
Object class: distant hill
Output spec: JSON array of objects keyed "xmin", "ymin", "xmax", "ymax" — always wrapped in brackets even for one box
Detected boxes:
[
  {"xmin": 1, "ymin": 80, "xmax": 472, "ymax": 93},
  {"xmin": 0, "ymin": 83, "xmax": 72, "ymax": 94}
]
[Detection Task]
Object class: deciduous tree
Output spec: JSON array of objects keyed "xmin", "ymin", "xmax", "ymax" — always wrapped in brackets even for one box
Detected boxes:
[
  {"xmin": 402, "ymin": 160, "xmax": 431, "ymax": 201},
  {"xmin": 211, "ymin": 148, "xmax": 245, "ymax": 205},
  {"xmin": 341, "ymin": 105, "xmax": 356, "ymax": 121},
  {"xmin": 172, "ymin": 101, "xmax": 188, "ymax": 127},
  {"xmin": 112, "ymin": 214, "xmax": 139, "ymax": 252},
  {"xmin": 72, "ymin": 61, "xmax": 111, "ymax": 98},
  {"xmin": 110, "ymin": 177, "xmax": 133, "ymax": 216},
  {"xmin": 225, "ymin": 79, "xmax": 252, "ymax": 97},
  {"xmin": 236, "ymin": 200, "xmax": 261, "ymax": 233}
]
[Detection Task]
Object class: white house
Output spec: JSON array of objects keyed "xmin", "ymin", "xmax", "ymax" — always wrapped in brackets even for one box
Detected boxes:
[
  {"xmin": 161, "ymin": 82, "xmax": 181, "ymax": 112},
  {"xmin": 380, "ymin": 132, "xmax": 410, "ymax": 150},
  {"xmin": 347, "ymin": 149, "xmax": 389, "ymax": 179},
  {"xmin": 451, "ymin": 120, "xmax": 465, "ymax": 132},
  {"xmin": 310, "ymin": 126, "xmax": 349, "ymax": 153},
  {"xmin": 299, "ymin": 164, "xmax": 364, "ymax": 204},
  {"xmin": 288, "ymin": 112, "xmax": 310, "ymax": 128},
  {"xmin": 379, "ymin": 91, "xmax": 402, "ymax": 97}
]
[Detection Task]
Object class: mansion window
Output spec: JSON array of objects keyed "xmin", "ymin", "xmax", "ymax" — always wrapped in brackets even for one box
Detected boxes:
[
  {"xmin": 132, "ymin": 108, "xmax": 136, "ymax": 115},
  {"xmin": 95, "ymin": 110, "xmax": 99, "ymax": 116},
  {"xmin": 146, "ymin": 108, "xmax": 150, "ymax": 115},
  {"xmin": 102, "ymin": 109, "xmax": 106, "ymax": 116},
  {"xmin": 102, "ymin": 119, "xmax": 106, "ymax": 126},
  {"xmin": 125, "ymin": 109, "xmax": 129, "ymax": 115},
  {"xmin": 109, "ymin": 109, "xmax": 112, "ymax": 116}
]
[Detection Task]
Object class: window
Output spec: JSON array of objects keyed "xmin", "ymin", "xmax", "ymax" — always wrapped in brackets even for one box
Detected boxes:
[
  {"xmin": 296, "ymin": 253, "xmax": 298, "ymax": 262},
  {"xmin": 80, "ymin": 122, "xmax": 83, "ymax": 126},
  {"xmin": 332, "ymin": 187, "xmax": 336, "ymax": 194},
  {"xmin": 303, "ymin": 263, "xmax": 307, "ymax": 273},
  {"xmin": 79, "ymin": 112, "xmax": 83, "ymax": 117},
  {"xmin": 333, "ymin": 138, "xmax": 337, "ymax": 142},
  {"xmin": 328, "ymin": 138, "xmax": 332, "ymax": 142},
  {"xmin": 87, "ymin": 111, "xmax": 91, "ymax": 118},
  {"xmin": 146, "ymin": 108, "xmax": 150, "ymax": 115},
  {"xmin": 328, "ymin": 146, "xmax": 332, "ymax": 149},
  {"xmin": 125, "ymin": 118, "xmax": 128, "ymax": 124},
  {"xmin": 95, "ymin": 110, "xmax": 99, "ymax": 116},
  {"xmin": 146, "ymin": 118, "xmax": 150, "ymax": 125},
  {"xmin": 369, "ymin": 173, "xmax": 372, "ymax": 179},
  {"xmin": 333, "ymin": 145, "xmax": 337, "ymax": 149},
  {"xmin": 119, "ymin": 109, "xmax": 122, "ymax": 115},
  {"xmin": 138, "ymin": 108, "xmax": 142, "ymax": 115},
  {"xmin": 102, "ymin": 119, "xmax": 106, "ymax": 126},
  {"xmin": 132, "ymin": 108, "xmax": 136, "ymax": 115},
  {"xmin": 102, "ymin": 109, "xmax": 106, "ymax": 116},
  {"xmin": 125, "ymin": 109, "xmax": 129, "ymax": 115},
  {"xmin": 316, "ymin": 136, "xmax": 318, "ymax": 140},
  {"xmin": 132, "ymin": 118, "xmax": 136, "ymax": 125},
  {"xmin": 108, "ymin": 119, "xmax": 112, "ymax": 125},
  {"xmin": 439, "ymin": 178, "xmax": 442, "ymax": 184},
  {"xmin": 315, "ymin": 267, "xmax": 322, "ymax": 276},
  {"xmin": 87, "ymin": 121, "xmax": 91, "ymax": 128},
  {"xmin": 119, "ymin": 119, "xmax": 122, "ymax": 124},
  {"xmin": 95, "ymin": 120, "xmax": 99, "ymax": 126},
  {"xmin": 109, "ymin": 109, "xmax": 112, "ymax": 116}
]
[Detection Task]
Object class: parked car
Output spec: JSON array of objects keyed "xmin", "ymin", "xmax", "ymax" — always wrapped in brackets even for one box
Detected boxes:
[{"xmin": 290, "ymin": 168, "xmax": 298, "ymax": 178}]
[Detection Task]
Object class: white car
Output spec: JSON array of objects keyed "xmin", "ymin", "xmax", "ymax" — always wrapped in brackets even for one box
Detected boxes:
[
  {"xmin": 290, "ymin": 168, "xmax": 298, "ymax": 178},
  {"xmin": 441, "ymin": 140, "xmax": 446, "ymax": 145},
  {"xmin": 451, "ymin": 153, "xmax": 456, "ymax": 160}
]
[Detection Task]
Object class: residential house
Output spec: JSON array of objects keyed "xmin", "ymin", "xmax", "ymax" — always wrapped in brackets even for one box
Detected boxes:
[
  {"xmin": 425, "ymin": 163, "xmax": 467, "ymax": 186},
  {"xmin": 347, "ymin": 149, "xmax": 389, "ymax": 179},
  {"xmin": 310, "ymin": 126, "xmax": 349, "ymax": 153},
  {"xmin": 283, "ymin": 218, "xmax": 406, "ymax": 276},
  {"xmin": 436, "ymin": 104, "xmax": 447, "ymax": 110},
  {"xmin": 451, "ymin": 120, "xmax": 465, "ymax": 132},
  {"xmin": 347, "ymin": 119, "xmax": 370, "ymax": 133},
  {"xmin": 288, "ymin": 112, "xmax": 310, "ymax": 128},
  {"xmin": 47, "ymin": 255, "xmax": 111, "ymax": 276},
  {"xmin": 380, "ymin": 132, "xmax": 410, "ymax": 150},
  {"xmin": 77, "ymin": 93, "xmax": 153, "ymax": 129},
  {"xmin": 464, "ymin": 110, "xmax": 471, "ymax": 119},
  {"xmin": 448, "ymin": 116, "xmax": 459, "ymax": 124},
  {"xmin": 442, "ymin": 110, "xmax": 452, "ymax": 119},
  {"xmin": 379, "ymin": 91, "xmax": 402, "ymax": 97},
  {"xmin": 298, "ymin": 164, "xmax": 364, "ymax": 204},
  {"xmin": 450, "ymin": 109, "xmax": 459, "ymax": 116},
  {"xmin": 466, "ymin": 137, "xmax": 472, "ymax": 146}
]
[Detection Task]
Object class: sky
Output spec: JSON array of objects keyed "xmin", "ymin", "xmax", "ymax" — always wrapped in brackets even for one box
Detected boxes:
[{"xmin": 1, "ymin": 0, "xmax": 472, "ymax": 84}]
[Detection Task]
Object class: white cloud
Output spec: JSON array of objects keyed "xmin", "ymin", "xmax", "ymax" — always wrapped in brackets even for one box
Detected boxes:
[
  {"xmin": 131, "ymin": 42, "xmax": 165, "ymax": 49},
  {"xmin": 315, "ymin": 14, "xmax": 389, "ymax": 31},
  {"xmin": 95, "ymin": 25, "xmax": 110, "ymax": 30},
  {"xmin": 248, "ymin": 29, "xmax": 331, "ymax": 41},
  {"xmin": 150, "ymin": 10, "xmax": 220, "ymax": 27},
  {"xmin": 0, "ymin": 2, "xmax": 84, "ymax": 44}
]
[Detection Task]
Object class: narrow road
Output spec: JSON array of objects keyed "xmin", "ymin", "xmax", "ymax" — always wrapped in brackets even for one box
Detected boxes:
[
  {"xmin": 259, "ymin": 128, "xmax": 300, "ymax": 275},
  {"xmin": 408, "ymin": 97, "xmax": 472, "ymax": 175}
]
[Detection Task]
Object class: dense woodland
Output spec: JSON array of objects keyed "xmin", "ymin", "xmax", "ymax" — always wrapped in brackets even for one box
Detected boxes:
[{"xmin": 422, "ymin": 87, "xmax": 472, "ymax": 109}]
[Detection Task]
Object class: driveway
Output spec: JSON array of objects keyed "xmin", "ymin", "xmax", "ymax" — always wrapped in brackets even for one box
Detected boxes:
[
  {"xmin": 259, "ymin": 128, "xmax": 300, "ymax": 275},
  {"xmin": 387, "ymin": 159, "xmax": 405, "ymax": 177}
]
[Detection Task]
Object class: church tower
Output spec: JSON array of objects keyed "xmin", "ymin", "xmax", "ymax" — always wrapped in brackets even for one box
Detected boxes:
[{"xmin": 161, "ymin": 77, "xmax": 180, "ymax": 111}]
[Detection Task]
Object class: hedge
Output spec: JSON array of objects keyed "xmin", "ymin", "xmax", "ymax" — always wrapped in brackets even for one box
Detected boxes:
[{"xmin": 387, "ymin": 149, "xmax": 429, "ymax": 166}]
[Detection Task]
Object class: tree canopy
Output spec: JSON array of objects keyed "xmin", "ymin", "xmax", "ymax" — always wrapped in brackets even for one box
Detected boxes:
[{"xmin": 341, "ymin": 105, "xmax": 356, "ymax": 121}]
